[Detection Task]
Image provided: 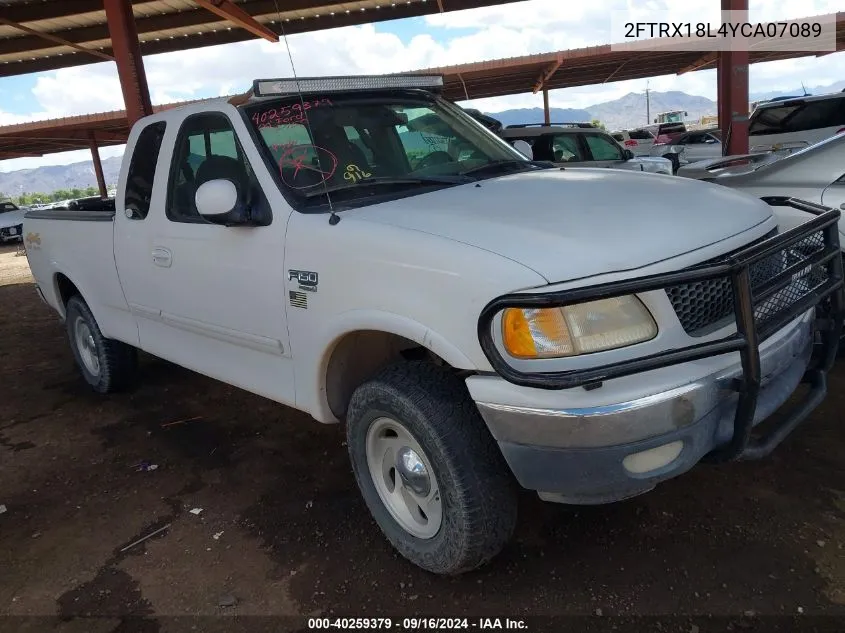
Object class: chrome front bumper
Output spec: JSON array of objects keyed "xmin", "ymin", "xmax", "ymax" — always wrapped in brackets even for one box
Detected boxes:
[
  {"xmin": 476, "ymin": 310, "xmax": 814, "ymax": 450},
  {"xmin": 475, "ymin": 309, "xmax": 827, "ymax": 504}
]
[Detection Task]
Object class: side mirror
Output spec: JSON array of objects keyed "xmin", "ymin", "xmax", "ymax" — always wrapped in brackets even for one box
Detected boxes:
[
  {"xmin": 622, "ymin": 149, "xmax": 635, "ymax": 160},
  {"xmin": 195, "ymin": 179, "xmax": 250, "ymax": 226},
  {"xmin": 511, "ymin": 139, "xmax": 533, "ymax": 159}
]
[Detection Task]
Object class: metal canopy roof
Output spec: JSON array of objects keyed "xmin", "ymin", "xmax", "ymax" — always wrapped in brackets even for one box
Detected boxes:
[
  {"xmin": 3, "ymin": 10, "xmax": 845, "ymax": 161},
  {"xmin": 0, "ymin": 97, "xmax": 216, "ymax": 159},
  {"xmin": 0, "ymin": 0, "xmax": 522, "ymax": 78},
  {"xmin": 414, "ymin": 13, "xmax": 845, "ymax": 101}
]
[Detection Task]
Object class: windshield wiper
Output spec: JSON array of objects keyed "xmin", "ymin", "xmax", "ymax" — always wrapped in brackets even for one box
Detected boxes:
[
  {"xmin": 303, "ymin": 175, "xmax": 471, "ymax": 198},
  {"xmin": 459, "ymin": 159, "xmax": 544, "ymax": 178}
]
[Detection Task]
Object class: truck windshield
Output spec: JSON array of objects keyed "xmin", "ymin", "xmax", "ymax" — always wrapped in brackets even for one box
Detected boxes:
[{"xmin": 243, "ymin": 93, "xmax": 540, "ymax": 207}]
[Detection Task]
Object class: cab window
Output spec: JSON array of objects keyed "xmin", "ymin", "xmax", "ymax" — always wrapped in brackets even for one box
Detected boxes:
[
  {"xmin": 124, "ymin": 121, "xmax": 166, "ymax": 220},
  {"xmin": 584, "ymin": 134, "xmax": 624, "ymax": 160},
  {"xmin": 167, "ymin": 112, "xmax": 269, "ymax": 224},
  {"xmin": 550, "ymin": 135, "xmax": 583, "ymax": 162}
]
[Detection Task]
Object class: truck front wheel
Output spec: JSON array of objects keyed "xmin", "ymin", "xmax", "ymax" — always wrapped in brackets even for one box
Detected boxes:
[
  {"xmin": 346, "ymin": 361, "xmax": 518, "ymax": 574},
  {"xmin": 66, "ymin": 295, "xmax": 137, "ymax": 394}
]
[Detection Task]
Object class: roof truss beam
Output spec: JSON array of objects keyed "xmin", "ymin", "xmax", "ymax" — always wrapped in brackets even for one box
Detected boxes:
[
  {"xmin": 2, "ymin": 0, "xmax": 487, "ymax": 77},
  {"xmin": 0, "ymin": 0, "xmax": 436, "ymax": 58},
  {"xmin": 1, "ymin": 131, "xmax": 127, "ymax": 144},
  {"xmin": 2, "ymin": 0, "xmax": 158, "ymax": 24},
  {"xmin": 532, "ymin": 57, "xmax": 562, "ymax": 94},
  {"xmin": 192, "ymin": 0, "xmax": 278, "ymax": 43},
  {"xmin": 0, "ymin": 16, "xmax": 113, "ymax": 61},
  {"xmin": 678, "ymin": 52, "xmax": 718, "ymax": 75},
  {"xmin": 602, "ymin": 58, "xmax": 630, "ymax": 83}
]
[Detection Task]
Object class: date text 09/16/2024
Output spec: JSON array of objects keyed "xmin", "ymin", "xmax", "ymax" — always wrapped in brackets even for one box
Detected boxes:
[{"xmin": 307, "ymin": 618, "xmax": 529, "ymax": 630}]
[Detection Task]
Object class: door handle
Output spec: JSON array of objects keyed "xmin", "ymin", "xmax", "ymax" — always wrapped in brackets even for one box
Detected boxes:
[{"xmin": 151, "ymin": 247, "xmax": 172, "ymax": 268}]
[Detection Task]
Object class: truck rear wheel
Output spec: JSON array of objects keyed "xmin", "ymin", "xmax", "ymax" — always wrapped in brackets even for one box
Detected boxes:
[
  {"xmin": 346, "ymin": 361, "xmax": 518, "ymax": 575},
  {"xmin": 66, "ymin": 295, "xmax": 137, "ymax": 394}
]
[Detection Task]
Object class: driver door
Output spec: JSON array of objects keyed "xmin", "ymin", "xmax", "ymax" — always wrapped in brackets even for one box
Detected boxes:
[{"xmin": 114, "ymin": 110, "xmax": 295, "ymax": 405}]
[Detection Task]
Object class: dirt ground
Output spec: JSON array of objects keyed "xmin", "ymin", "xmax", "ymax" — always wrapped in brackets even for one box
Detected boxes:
[{"xmin": 0, "ymin": 243, "xmax": 843, "ymax": 633}]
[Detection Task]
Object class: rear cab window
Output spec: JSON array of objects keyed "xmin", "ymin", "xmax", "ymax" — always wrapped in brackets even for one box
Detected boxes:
[{"xmin": 124, "ymin": 121, "xmax": 167, "ymax": 220}]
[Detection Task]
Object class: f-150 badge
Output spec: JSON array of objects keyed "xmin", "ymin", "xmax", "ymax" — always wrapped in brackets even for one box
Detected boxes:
[{"xmin": 288, "ymin": 269, "xmax": 318, "ymax": 292}]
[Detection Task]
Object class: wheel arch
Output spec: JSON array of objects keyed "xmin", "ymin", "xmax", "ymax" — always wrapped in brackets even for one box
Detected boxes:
[{"xmin": 306, "ymin": 311, "xmax": 478, "ymax": 424}]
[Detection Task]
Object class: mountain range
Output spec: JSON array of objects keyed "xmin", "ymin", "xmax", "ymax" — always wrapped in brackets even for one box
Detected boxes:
[
  {"xmin": 1, "ymin": 81, "xmax": 840, "ymax": 196},
  {"xmin": 0, "ymin": 156, "xmax": 123, "ymax": 198}
]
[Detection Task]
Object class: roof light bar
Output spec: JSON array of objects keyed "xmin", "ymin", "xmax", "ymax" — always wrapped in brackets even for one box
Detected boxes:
[{"xmin": 252, "ymin": 74, "xmax": 444, "ymax": 97}]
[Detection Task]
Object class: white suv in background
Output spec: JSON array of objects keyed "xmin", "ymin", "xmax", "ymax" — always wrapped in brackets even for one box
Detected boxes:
[
  {"xmin": 611, "ymin": 128, "xmax": 656, "ymax": 157},
  {"xmin": 749, "ymin": 91, "xmax": 845, "ymax": 155},
  {"xmin": 501, "ymin": 124, "xmax": 674, "ymax": 175}
]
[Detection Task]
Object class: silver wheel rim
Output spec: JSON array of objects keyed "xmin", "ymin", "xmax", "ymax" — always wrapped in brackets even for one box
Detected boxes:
[
  {"xmin": 74, "ymin": 316, "xmax": 100, "ymax": 376},
  {"xmin": 365, "ymin": 417, "xmax": 443, "ymax": 539}
]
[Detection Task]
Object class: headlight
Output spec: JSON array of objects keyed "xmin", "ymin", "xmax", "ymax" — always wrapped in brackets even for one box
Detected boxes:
[{"xmin": 501, "ymin": 295, "xmax": 657, "ymax": 359}]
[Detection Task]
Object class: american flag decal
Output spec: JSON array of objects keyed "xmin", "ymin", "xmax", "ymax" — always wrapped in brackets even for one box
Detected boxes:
[{"xmin": 289, "ymin": 291, "xmax": 308, "ymax": 309}]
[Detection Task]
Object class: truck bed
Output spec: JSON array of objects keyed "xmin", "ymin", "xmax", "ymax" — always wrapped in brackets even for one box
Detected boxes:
[
  {"xmin": 25, "ymin": 196, "xmax": 116, "ymax": 220},
  {"xmin": 23, "ymin": 207, "xmax": 138, "ymax": 347},
  {"xmin": 24, "ymin": 209, "xmax": 115, "ymax": 222}
]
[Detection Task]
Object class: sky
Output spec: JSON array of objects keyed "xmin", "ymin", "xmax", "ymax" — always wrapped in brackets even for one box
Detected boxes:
[{"xmin": 1, "ymin": 0, "xmax": 844, "ymax": 172}]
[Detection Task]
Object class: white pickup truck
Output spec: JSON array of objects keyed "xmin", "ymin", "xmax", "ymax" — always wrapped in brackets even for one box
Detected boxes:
[{"xmin": 23, "ymin": 74, "xmax": 845, "ymax": 575}]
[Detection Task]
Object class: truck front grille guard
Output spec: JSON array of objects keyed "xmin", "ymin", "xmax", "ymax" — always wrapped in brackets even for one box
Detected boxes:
[{"xmin": 477, "ymin": 199, "xmax": 844, "ymax": 462}]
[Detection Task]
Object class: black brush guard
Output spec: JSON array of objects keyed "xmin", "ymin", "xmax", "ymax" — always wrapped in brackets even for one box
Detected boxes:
[{"xmin": 478, "ymin": 199, "xmax": 845, "ymax": 462}]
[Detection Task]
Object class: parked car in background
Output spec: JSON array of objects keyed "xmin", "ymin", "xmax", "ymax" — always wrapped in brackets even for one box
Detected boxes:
[
  {"xmin": 671, "ymin": 129, "xmax": 723, "ymax": 163},
  {"xmin": 501, "ymin": 124, "xmax": 674, "ymax": 174},
  {"xmin": 0, "ymin": 200, "xmax": 24, "ymax": 243},
  {"xmin": 645, "ymin": 122, "xmax": 689, "ymax": 172},
  {"xmin": 676, "ymin": 133, "xmax": 845, "ymax": 247},
  {"xmin": 463, "ymin": 107, "xmax": 504, "ymax": 135},
  {"xmin": 610, "ymin": 128, "xmax": 656, "ymax": 156},
  {"xmin": 748, "ymin": 91, "xmax": 845, "ymax": 155}
]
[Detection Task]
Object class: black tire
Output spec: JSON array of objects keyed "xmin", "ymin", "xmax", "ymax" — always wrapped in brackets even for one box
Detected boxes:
[
  {"xmin": 346, "ymin": 361, "xmax": 518, "ymax": 575},
  {"xmin": 65, "ymin": 295, "xmax": 137, "ymax": 393}
]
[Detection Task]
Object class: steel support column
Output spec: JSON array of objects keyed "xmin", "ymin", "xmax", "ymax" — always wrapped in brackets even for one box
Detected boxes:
[
  {"xmin": 103, "ymin": 0, "xmax": 153, "ymax": 126},
  {"xmin": 89, "ymin": 133, "xmax": 107, "ymax": 198},
  {"xmin": 718, "ymin": 0, "xmax": 749, "ymax": 155},
  {"xmin": 543, "ymin": 88, "xmax": 550, "ymax": 125}
]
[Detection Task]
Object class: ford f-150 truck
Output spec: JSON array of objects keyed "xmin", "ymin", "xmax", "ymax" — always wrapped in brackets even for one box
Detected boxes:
[{"xmin": 23, "ymin": 74, "xmax": 845, "ymax": 575}]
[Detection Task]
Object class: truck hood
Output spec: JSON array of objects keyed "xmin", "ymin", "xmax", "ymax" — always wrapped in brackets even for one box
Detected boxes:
[
  {"xmin": 351, "ymin": 168, "xmax": 773, "ymax": 283},
  {"xmin": 0, "ymin": 209, "xmax": 24, "ymax": 229}
]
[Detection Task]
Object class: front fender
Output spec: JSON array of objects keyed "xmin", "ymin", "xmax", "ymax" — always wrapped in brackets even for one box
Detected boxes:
[{"xmin": 299, "ymin": 310, "xmax": 478, "ymax": 423}]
